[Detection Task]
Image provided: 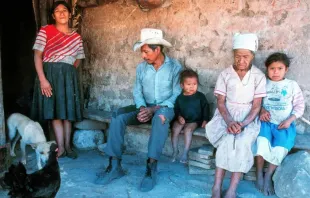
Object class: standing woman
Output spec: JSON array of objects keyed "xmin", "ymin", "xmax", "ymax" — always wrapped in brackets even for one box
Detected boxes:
[
  {"xmin": 31, "ymin": 1, "xmax": 85, "ymax": 158},
  {"xmin": 205, "ymin": 33, "xmax": 266, "ymax": 198}
]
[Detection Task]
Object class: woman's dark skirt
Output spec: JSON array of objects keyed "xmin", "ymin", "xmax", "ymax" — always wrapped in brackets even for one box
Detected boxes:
[{"xmin": 31, "ymin": 62, "xmax": 83, "ymax": 122}]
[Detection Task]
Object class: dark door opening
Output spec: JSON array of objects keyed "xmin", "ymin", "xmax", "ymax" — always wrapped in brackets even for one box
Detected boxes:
[{"xmin": 1, "ymin": 0, "xmax": 37, "ymax": 118}]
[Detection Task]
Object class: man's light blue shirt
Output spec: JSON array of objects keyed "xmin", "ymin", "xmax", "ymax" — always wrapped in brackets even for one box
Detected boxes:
[{"xmin": 133, "ymin": 55, "xmax": 182, "ymax": 108}]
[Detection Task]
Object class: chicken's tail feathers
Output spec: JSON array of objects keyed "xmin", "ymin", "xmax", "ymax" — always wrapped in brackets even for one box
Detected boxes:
[{"xmin": 3, "ymin": 162, "xmax": 28, "ymax": 193}]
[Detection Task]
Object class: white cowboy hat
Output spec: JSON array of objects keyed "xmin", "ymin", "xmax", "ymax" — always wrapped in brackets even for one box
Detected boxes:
[
  {"xmin": 133, "ymin": 28, "xmax": 172, "ymax": 51},
  {"xmin": 233, "ymin": 33, "xmax": 258, "ymax": 52}
]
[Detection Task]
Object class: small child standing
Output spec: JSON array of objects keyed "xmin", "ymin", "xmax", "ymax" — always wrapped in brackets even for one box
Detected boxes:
[
  {"xmin": 255, "ymin": 52, "xmax": 305, "ymax": 196},
  {"xmin": 171, "ymin": 69, "xmax": 209, "ymax": 163}
]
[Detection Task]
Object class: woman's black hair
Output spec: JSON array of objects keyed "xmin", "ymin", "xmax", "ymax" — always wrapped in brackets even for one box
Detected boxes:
[
  {"xmin": 265, "ymin": 52, "xmax": 291, "ymax": 68},
  {"xmin": 180, "ymin": 68, "xmax": 199, "ymax": 84},
  {"xmin": 51, "ymin": 1, "xmax": 72, "ymax": 15}
]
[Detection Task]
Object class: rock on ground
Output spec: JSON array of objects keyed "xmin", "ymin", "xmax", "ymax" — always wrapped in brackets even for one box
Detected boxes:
[
  {"xmin": 273, "ymin": 151, "xmax": 310, "ymax": 198},
  {"xmin": 73, "ymin": 130, "xmax": 104, "ymax": 150}
]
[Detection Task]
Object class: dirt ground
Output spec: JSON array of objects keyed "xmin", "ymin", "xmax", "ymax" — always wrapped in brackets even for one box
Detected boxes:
[{"xmin": 0, "ymin": 146, "xmax": 278, "ymax": 198}]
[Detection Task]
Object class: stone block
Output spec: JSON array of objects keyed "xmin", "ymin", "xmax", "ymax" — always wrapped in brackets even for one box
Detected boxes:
[
  {"xmin": 188, "ymin": 165, "xmax": 215, "ymax": 175},
  {"xmin": 198, "ymin": 144, "xmax": 214, "ymax": 156},
  {"xmin": 189, "ymin": 160, "xmax": 215, "ymax": 170},
  {"xmin": 74, "ymin": 119, "xmax": 107, "ymax": 130},
  {"xmin": 244, "ymin": 171, "xmax": 256, "ymax": 177},
  {"xmin": 273, "ymin": 151, "xmax": 310, "ymax": 198},
  {"xmin": 97, "ymin": 143, "xmax": 107, "ymax": 153},
  {"xmin": 189, "ymin": 148, "xmax": 214, "ymax": 160},
  {"xmin": 189, "ymin": 152, "xmax": 215, "ymax": 164},
  {"xmin": 244, "ymin": 175, "xmax": 256, "ymax": 181},
  {"xmin": 73, "ymin": 130, "xmax": 104, "ymax": 150}
]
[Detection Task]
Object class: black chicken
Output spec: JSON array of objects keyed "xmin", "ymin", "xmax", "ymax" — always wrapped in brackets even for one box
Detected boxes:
[{"xmin": 2, "ymin": 143, "xmax": 61, "ymax": 198}]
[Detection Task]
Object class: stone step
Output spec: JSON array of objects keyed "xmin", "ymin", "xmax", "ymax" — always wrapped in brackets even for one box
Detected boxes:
[
  {"xmin": 188, "ymin": 160, "xmax": 215, "ymax": 169},
  {"xmin": 74, "ymin": 119, "xmax": 107, "ymax": 130},
  {"xmin": 189, "ymin": 148, "xmax": 214, "ymax": 160},
  {"xmin": 198, "ymin": 144, "xmax": 214, "ymax": 156}
]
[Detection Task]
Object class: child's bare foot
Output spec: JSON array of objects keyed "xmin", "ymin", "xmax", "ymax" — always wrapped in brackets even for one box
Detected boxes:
[
  {"xmin": 224, "ymin": 189, "xmax": 236, "ymax": 198},
  {"xmin": 171, "ymin": 150, "xmax": 179, "ymax": 162},
  {"xmin": 179, "ymin": 153, "xmax": 188, "ymax": 164},
  {"xmin": 211, "ymin": 186, "xmax": 221, "ymax": 198},
  {"xmin": 255, "ymin": 171, "xmax": 264, "ymax": 192},
  {"xmin": 263, "ymin": 173, "xmax": 275, "ymax": 196}
]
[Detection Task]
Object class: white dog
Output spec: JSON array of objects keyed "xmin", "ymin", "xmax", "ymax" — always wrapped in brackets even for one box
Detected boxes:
[{"xmin": 7, "ymin": 113, "xmax": 55, "ymax": 169}]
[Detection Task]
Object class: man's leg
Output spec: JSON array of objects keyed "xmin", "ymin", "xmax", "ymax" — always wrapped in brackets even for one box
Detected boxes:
[
  {"xmin": 148, "ymin": 107, "xmax": 175, "ymax": 160},
  {"xmin": 96, "ymin": 105, "xmax": 140, "ymax": 185},
  {"xmin": 140, "ymin": 107, "xmax": 174, "ymax": 192},
  {"xmin": 103, "ymin": 105, "xmax": 140, "ymax": 158}
]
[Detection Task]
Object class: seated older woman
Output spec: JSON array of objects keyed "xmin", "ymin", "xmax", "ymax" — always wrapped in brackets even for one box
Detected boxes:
[{"xmin": 205, "ymin": 33, "xmax": 267, "ymax": 198}]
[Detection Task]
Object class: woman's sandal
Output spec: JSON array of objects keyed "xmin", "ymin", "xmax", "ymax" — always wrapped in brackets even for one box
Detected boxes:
[
  {"xmin": 57, "ymin": 151, "xmax": 67, "ymax": 158},
  {"xmin": 66, "ymin": 149, "xmax": 78, "ymax": 159}
]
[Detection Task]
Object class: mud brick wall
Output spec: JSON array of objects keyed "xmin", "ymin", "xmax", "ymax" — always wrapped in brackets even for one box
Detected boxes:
[{"xmin": 80, "ymin": 0, "xmax": 310, "ymax": 134}]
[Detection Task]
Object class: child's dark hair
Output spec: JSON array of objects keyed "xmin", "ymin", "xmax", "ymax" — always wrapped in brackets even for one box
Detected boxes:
[
  {"xmin": 180, "ymin": 68, "xmax": 199, "ymax": 84},
  {"xmin": 51, "ymin": 1, "xmax": 72, "ymax": 15},
  {"xmin": 265, "ymin": 52, "xmax": 291, "ymax": 68}
]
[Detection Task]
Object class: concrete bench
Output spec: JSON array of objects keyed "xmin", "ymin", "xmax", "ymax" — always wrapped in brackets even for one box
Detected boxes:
[
  {"xmin": 83, "ymin": 108, "xmax": 310, "ymax": 151},
  {"xmin": 83, "ymin": 108, "xmax": 209, "ymax": 155}
]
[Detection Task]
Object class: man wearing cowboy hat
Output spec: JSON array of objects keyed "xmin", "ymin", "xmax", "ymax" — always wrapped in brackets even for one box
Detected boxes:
[{"xmin": 95, "ymin": 28, "xmax": 182, "ymax": 192}]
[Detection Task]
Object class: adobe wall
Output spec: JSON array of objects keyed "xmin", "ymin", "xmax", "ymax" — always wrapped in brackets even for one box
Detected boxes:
[{"xmin": 81, "ymin": 0, "xmax": 310, "ymax": 133}]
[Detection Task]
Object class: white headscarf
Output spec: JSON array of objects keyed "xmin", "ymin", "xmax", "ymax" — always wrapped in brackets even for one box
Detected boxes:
[{"xmin": 233, "ymin": 33, "xmax": 258, "ymax": 52}]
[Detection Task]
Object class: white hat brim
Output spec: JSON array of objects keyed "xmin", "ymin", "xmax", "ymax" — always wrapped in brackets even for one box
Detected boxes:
[{"xmin": 133, "ymin": 38, "xmax": 172, "ymax": 51}]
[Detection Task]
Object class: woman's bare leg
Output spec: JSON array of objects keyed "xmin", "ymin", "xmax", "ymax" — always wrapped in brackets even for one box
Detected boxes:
[
  {"xmin": 63, "ymin": 120, "xmax": 73, "ymax": 152},
  {"xmin": 224, "ymin": 172, "xmax": 242, "ymax": 198},
  {"xmin": 52, "ymin": 119, "xmax": 65, "ymax": 156},
  {"xmin": 212, "ymin": 167, "xmax": 226, "ymax": 198}
]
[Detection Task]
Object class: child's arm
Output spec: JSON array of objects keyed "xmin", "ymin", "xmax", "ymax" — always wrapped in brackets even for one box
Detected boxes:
[
  {"xmin": 201, "ymin": 94, "xmax": 209, "ymax": 128},
  {"xmin": 278, "ymin": 115, "xmax": 296, "ymax": 129},
  {"xmin": 174, "ymin": 96, "xmax": 185, "ymax": 124},
  {"xmin": 259, "ymin": 107, "xmax": 271, "ymax": 122},
  {"xmin": 201, "ymin": 120, "xmax": 207, "ymax": 128},
  {"xmin": 278, "ymin": 83, "xmax": 305, "ymax": 129}
]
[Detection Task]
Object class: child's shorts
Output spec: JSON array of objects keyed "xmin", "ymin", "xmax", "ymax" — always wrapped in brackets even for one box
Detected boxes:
[{"xmin": 255, "ymin": 121, "xmax": 296, "ymax": 165}]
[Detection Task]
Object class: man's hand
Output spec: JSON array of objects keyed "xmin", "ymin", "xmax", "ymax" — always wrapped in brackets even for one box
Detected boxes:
[
  {"xmin": 201, "ymin": 120, "xmax": 208, "ymax": 128},
  {"xmin": 260, "ymin": 107, "xmax": 271, "ymax": 122},
  {"xmin": 137, "ymin": 106, "xmax": 159, "ymax": 123},
  {"xmin": 227, "ymin": 121, "xmax": 242, "ymax": 134},
  {"xmin": 178, "ymin": 116, "xmax": 185, "ymax": 125}
]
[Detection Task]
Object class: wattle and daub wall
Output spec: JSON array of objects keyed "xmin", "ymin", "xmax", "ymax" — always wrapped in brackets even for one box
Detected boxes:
[{"xmin": 80, "ymin": 0, "xmax": 310, "ymax": 134}]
